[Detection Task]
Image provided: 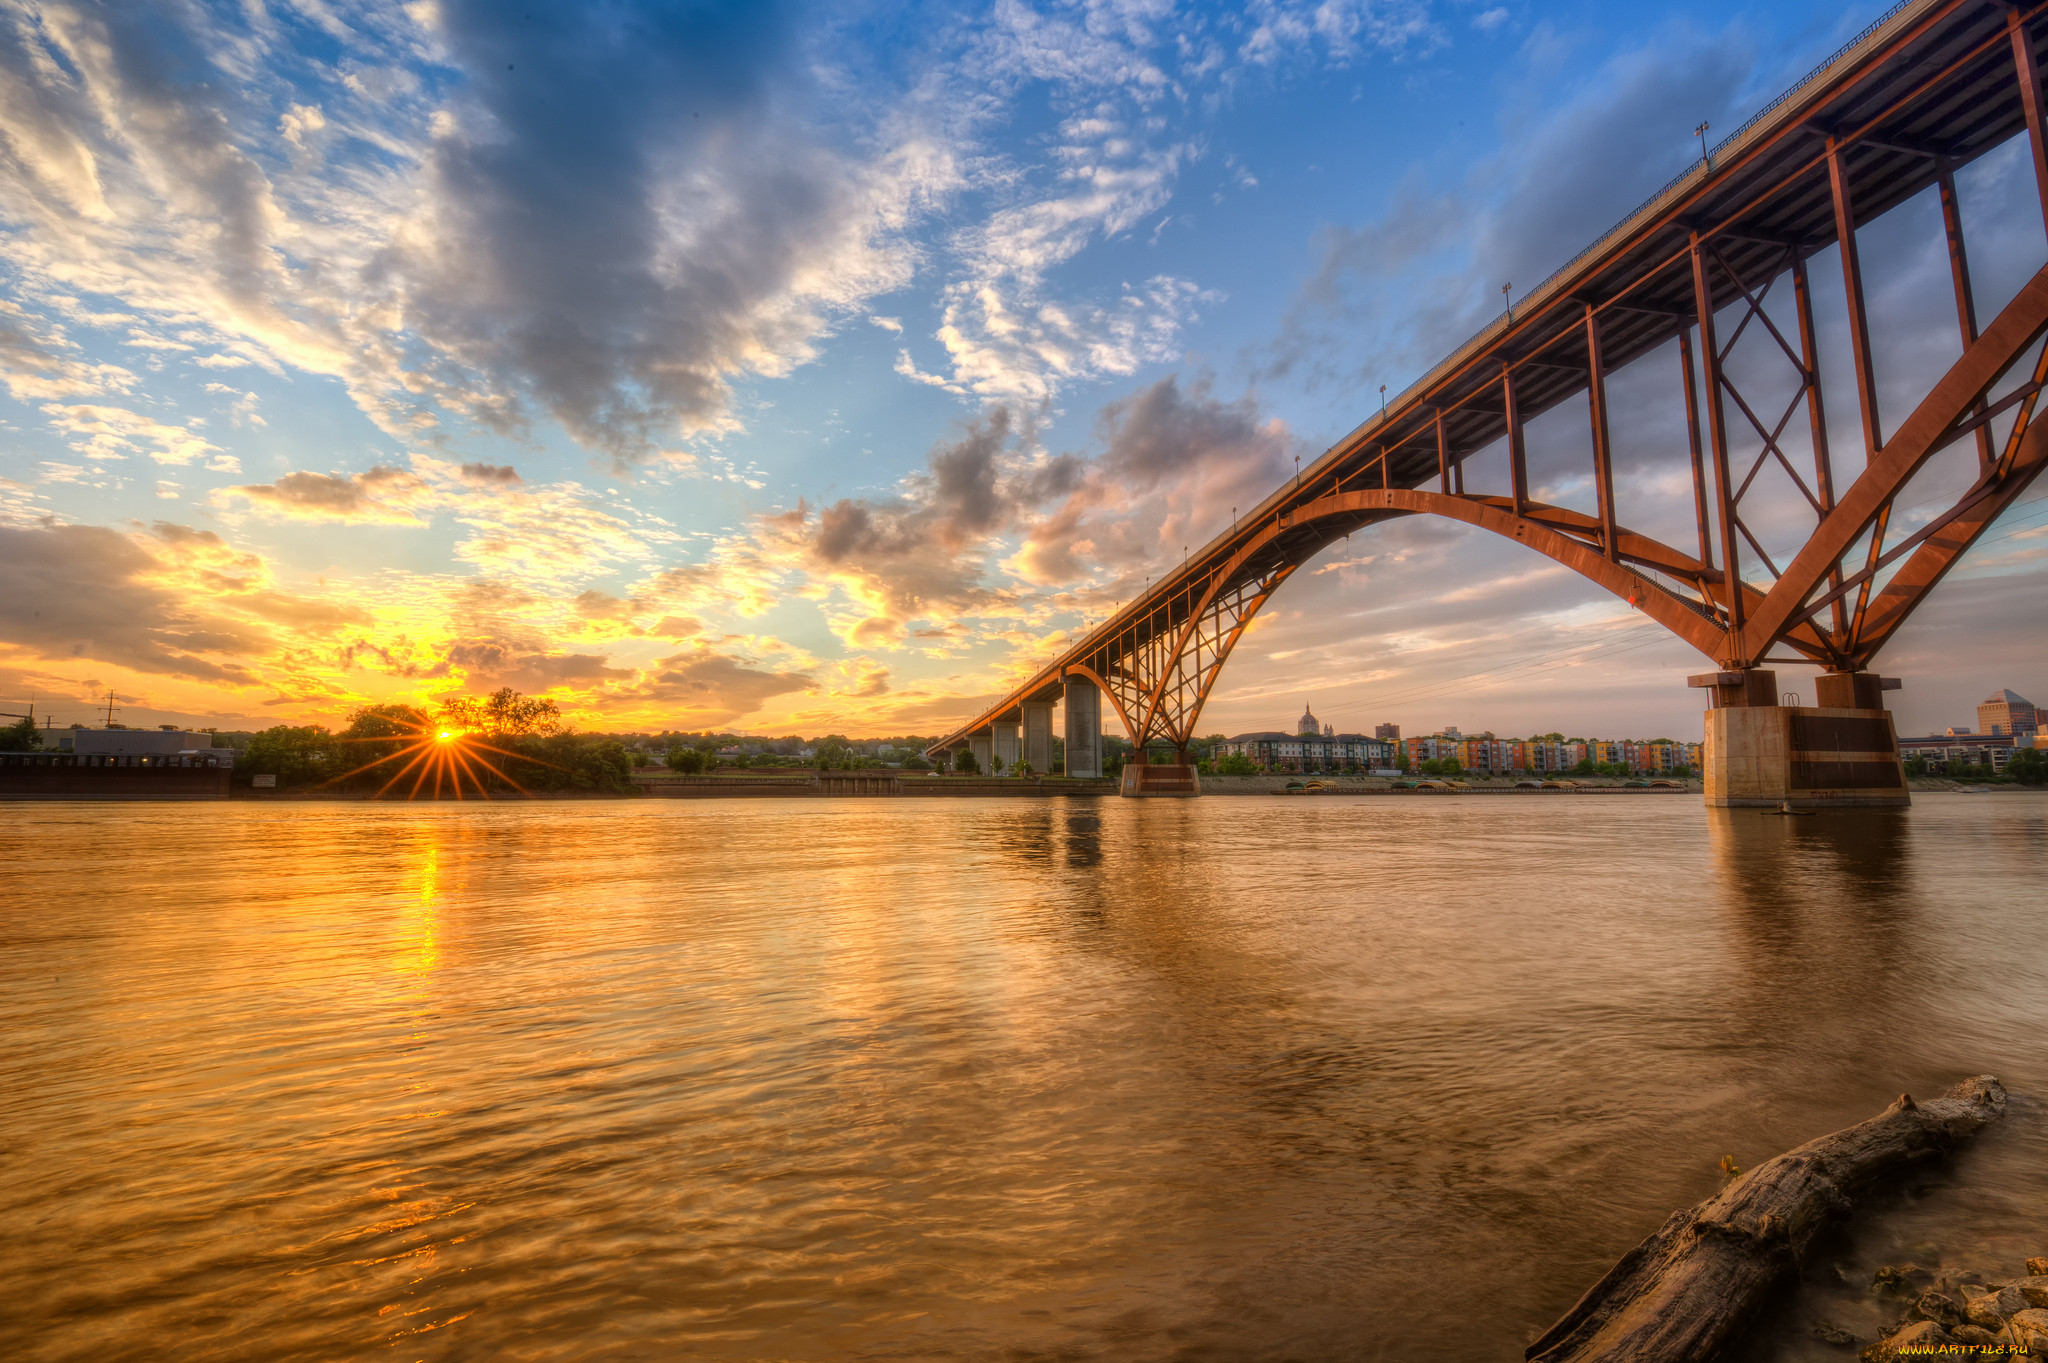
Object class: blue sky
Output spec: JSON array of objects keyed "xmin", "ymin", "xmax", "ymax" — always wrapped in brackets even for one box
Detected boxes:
[{"xmin": 1, "ymin": 0, "xmax": 2041, "ymax": 740}]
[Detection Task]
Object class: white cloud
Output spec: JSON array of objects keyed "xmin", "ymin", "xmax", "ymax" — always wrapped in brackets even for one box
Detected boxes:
[
  {"xmin": 0, "ymin": 302, "xmax": 134, "ymax": 401},
  {"xmin": 40, "ymin": 403, "xmax": 222, "ymax": 465}
]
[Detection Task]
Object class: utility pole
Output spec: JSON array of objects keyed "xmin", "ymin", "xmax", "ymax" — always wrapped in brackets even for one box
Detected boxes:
[{"xmin": 103, "ymin": 690, "xmax": 119, "ymax": 726}]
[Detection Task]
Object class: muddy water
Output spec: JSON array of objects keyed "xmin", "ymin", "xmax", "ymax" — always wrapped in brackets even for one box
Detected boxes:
[{"xmin": 1, "ymin": 794, "xmax": 2043, "ymax": 1362}]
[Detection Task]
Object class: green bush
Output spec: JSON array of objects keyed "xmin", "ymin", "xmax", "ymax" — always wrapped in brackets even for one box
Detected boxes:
[{"xmin": 243, "ymin": 724, "xmax": 339, "ymax": 786}]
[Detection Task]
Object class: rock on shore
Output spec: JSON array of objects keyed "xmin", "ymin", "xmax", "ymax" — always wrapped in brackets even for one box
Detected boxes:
[{"xmin": 1858, "ymin": 1259, "xmax": 2048, "ymax": 1359}]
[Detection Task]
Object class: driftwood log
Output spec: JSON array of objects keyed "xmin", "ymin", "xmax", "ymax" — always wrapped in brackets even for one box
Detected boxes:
[{"xmin": 1527, "ymin": 1074, "xmax": 2009, "ymax": 1363}]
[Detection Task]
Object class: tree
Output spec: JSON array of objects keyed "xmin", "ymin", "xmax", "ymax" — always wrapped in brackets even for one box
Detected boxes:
[
  {"xmin": 243, "ymin": 725, "xmax": 339, "ymax": 786},
  {"xmin": 1215, "ymin": 752, "xmax": 1256, "ymax": 777},
  {"xmin": 953, "ymin": 748, "xmax": 980, "ymax": 774},
  {"xmin": 2005, "ymin": 748, "xmax": 2046, "ymax": 783},
  {"xmin": 1, "ymin": 716, "xmax": 40, "ymax": 750},
  {"xmin": 327, "ymin": 704, "xmax": 430, "ymax": 787},
  {"xmin": 1016, "ymin": 760, "xmax": 1034, "ymax": 776},
  {"xmin": 901, "ymin": 754, "xmax": 931, "ymax": 770},
  {"xmin": 439, "ymin": 687, "xmax": 562, "ymax": 737},
  {"xmin": 342, "ymin": 703, "xmax": 431, "ymax": 742},
  {"xmin": 1393, "ymin": 748, "xmax": 1411, "ymax": 773},
  {"xmin": 564, "ymin": 738, "xmax": 634, "ymax": 792},
  {"xmin": 666, "ymin": 746, "xmax": 707, "ymax": 775},
  {"xmin": 989, "ymin": 753, "xmax": 1006, "ymax": 774},
  {"xmin": 1903, "ymin": 754, "xmax": 1929, "ymax": 778}
]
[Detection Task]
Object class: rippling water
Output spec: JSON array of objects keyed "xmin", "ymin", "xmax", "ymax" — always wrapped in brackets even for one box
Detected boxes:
[{"xmin": 2, "ymin": 794, "xmax": 2044, "ymax": 1362}]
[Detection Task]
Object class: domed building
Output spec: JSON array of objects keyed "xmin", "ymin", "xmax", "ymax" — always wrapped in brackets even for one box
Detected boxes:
[{"xmin": 1215, "ymin": 704, "xmax": 1396, "ymax": 773}]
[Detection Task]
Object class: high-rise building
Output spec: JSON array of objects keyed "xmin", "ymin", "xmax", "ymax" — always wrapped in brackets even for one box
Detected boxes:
[
  {"xmin": 1976, "ymin": 688, "xmax": 2037, "ymax": 736},
  {"xmin": 1375, "ymin": 723, "xmax": 1400, "ymax": 742}
]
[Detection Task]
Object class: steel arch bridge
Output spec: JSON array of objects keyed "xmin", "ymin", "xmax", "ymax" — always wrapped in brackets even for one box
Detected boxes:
[{"xmin": 929, "ymin": 0, "xmax": 2048, "ymax": 781}]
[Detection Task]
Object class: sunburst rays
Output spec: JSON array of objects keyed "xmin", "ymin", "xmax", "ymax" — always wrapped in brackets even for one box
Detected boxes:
[{"xmin": 319, "ymin": 716, "xmax": 561, "ymax": 799}]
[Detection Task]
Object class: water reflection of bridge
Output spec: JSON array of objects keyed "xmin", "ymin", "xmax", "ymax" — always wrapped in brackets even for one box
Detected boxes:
[{"xmin": 931, "ymin": 0, "xmax": 2048, "ymax": 808}]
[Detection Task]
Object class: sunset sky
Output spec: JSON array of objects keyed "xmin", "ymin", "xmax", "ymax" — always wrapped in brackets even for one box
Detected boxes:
[{"xmin": 2, "ymin": 0, "xmax": 2043, "ymax": 742}]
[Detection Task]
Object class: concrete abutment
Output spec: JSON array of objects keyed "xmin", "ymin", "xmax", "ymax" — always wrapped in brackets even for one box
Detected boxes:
[{"xmin": 1692, "ymin": 668, "xmax": 1908, "ymax": 809}]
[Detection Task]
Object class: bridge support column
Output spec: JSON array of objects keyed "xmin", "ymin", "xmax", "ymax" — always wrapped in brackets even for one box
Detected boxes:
[
  {"xmin": 1063, "ymin": 677, "xmax": 1102, "ymax": 778},
  {"xmin": 991, "ymin": 719, "xmax": 1020, "ymax": 775},
  {"xmin": 1021, "ymin": 701, "xmax": 1053, "ymax": 775},
  {"xmin": 1119, "ymin": 750, "xmax": 1202, "ymax": 798},
  {"xmin": 1692, "ymin": 670, "xmax": 1908, "ymax": 809},
  {"xmin": 969, "ymin": 730, "xmax": 992, "ymax": 775}
]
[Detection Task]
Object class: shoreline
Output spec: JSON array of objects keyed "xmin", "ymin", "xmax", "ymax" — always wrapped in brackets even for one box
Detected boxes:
[{"xmin": 0, "ymin": 775, "xmax": 2031, "ymax": 803}]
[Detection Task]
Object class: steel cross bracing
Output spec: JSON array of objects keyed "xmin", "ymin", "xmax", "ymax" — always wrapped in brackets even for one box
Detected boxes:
[{"xmin": 931, "ymin": 0, "xmax": 2048, "ymax": 760}]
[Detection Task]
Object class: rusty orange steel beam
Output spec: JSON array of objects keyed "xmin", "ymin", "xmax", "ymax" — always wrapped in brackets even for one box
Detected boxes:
[
  {"xmin": 929, "ymin": 0, "xmax": 2046, "ymax": 755},
  {"xmin": 1733, "ymin": 262, "xmax": 2048, "ymax": 661}
]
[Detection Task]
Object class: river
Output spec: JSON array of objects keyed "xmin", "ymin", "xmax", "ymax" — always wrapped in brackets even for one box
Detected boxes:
[{"xmin": 2, "ymin": 794, "xmax": 2043, "ymax": 1362}]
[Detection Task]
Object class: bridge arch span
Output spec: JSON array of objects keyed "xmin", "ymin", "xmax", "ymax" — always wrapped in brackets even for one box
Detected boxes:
[{"xmin": 929, "ymin": 0, "xmax": 2048, "ymax": 771}]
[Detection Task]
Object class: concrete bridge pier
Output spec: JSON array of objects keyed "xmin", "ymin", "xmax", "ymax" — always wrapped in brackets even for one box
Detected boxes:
[
  {"xmin": 1693, "ymin": 669, "xmax": 1908, "ymax": 809},
  {"xmin": 1119, "ymin": 748, "xmax": 1202, "ymax": 798},
  {"xmin": 1022, "ymin": 701, "xmax": 1053, "ymax": 775},
  {"xmin": 1063, "ymin": 676, "xmax": 1102, "ymax": 778},
  {"xmin": 969, "ymin": 730, "xmax": 992, "ymax": 775},
  {"xmin": 991, "ymin": 719, "xmax": 1021, "ymax": 775}
]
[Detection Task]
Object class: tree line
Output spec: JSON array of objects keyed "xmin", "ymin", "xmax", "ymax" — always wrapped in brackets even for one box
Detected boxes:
[{"xmin": 232, "ymin": 689, "xmax": 634, "ymax": 793}]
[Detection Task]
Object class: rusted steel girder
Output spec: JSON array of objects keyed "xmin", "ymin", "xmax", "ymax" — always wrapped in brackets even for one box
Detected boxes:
[
  {"xmin": 927, "ymin": 0, "xmax": 2048, "ymax": 761},
  {"xmin": 1734, "ymin": 262, "xmax": 2048, "ymax": 662}
]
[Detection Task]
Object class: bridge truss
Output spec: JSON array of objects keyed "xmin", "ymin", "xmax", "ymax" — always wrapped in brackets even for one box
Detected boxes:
[{"xmin": 932, "ymin": 0, "xmax": 2048, "ymax": 761}]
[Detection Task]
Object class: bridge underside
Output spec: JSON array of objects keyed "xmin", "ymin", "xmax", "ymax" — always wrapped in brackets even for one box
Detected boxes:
[{"xmin": 931, "ymin": 0, "xmax": 2048, "ymax": 803}]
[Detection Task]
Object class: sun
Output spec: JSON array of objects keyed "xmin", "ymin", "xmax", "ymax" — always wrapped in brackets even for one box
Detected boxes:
[{"xmin": 319, "ymin": 717, "xmax": 560, "ymax": 799}]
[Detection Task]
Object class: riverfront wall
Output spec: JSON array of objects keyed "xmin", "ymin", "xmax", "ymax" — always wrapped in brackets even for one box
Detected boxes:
[{"xmin": 0, "ymin": 752, "xmax": 232, "ymax": 800}]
